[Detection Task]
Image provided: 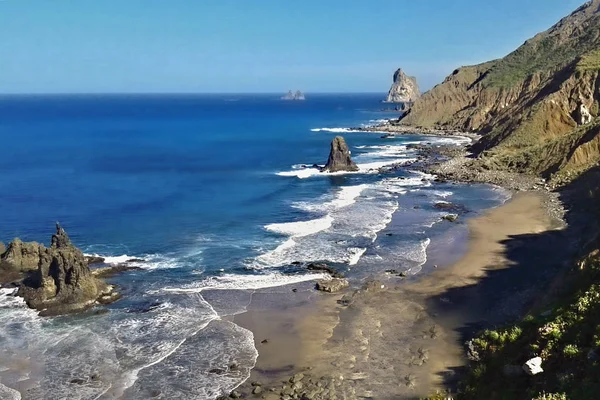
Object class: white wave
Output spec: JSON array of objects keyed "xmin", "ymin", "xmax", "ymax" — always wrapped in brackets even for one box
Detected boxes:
[
  {"xmin": 84, "ymin": 253, "xmax": 181, "ymax": 270},
  {"xmin": 355, "ymin": 144, "xmax": 409, "ymax": 158},
  {"xmin": 329, "ymin": 185, "xmax": 369, "ymax": 209},
  {"xmin": 431, "ymin": 190, "xmax": 454, "ymax": 198},
  {"xmin": 0, "ymin": 384, "xmax": 21, "ymax": 400},
  {"xmin": 265, "ymin": 215, "xmax": 334, "ymax": 237},
  {"xmin": 276, "ymin": 158, "xmax": 416, "ymax": 179},
  {"xmin": 310, "ymin": 127, "xmax": 358, "ymax": 133},
  {"xmin": 163, "ymin": 272, "xmax": 330, "ymax": 293},
  {"xmin": 348, "ymin": 248, "xmax": 367, "ymax": 266},
  {"xmin": 430, "ymin": 135, "xmax": 473, "ymax": 145},
  {"xmin": 293, "ymin": 184, "xmax": 369, "ymax": 213}
]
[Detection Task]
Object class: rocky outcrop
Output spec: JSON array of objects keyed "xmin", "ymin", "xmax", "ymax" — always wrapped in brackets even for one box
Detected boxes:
[
  {"xmin": 522, "ymin": 357, "xmax": 544, "ymax": 376},
  {"xmin": 1, "ymin": 223, "xmax": 119, "ymax": 316},
  {"xmin": 281, "ymin": 90, "xmax": 305, "ymax": 100},
  {"xmin": 316, "ymin": 278, "xmax": 349, "ymax": 293},
  {"xmin": 576, "ymin": 103, "xmax": 594, "ymax": 125},
  {"xmin": 399, "ymin": 0, "xmax": 600, "ymax": 185},
  {"xmin": 384, "ymin": 68, "xmax": 420, "ymax": 103},
  {"xmin": 321, "ymin": 136, "xmax": 359, "ymax": 173},
  {"xmin": 1, "ymin": 238, "xmax": 48, "ymax": 272}
]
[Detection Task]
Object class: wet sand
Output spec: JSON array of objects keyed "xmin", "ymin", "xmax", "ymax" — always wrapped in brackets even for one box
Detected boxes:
[{"xmin": 234, "ymin": 191, "xmax": 562, "ymax": 399}]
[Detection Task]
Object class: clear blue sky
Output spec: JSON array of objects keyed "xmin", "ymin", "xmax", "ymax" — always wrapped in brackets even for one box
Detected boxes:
[{"xmin": 0, "ymin": 0, "xmax": 586, "ymax": 93}]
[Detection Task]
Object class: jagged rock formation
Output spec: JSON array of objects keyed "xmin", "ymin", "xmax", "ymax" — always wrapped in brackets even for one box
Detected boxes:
[
  {"xmin": 384, "ymin": 68, "xmax": 420, "ymax": 103},
  {"xmin": 1, "ymin": 223, "xmax": 119, "ymax": 316},
  {"xmin": 400, "ymin": 0, "xmax": 600, "ymax": 185},
  {"xmin": 321, "ymin": 136, "xmax": 359, "ymax": 173},
  {"xmin": 281, "ymin": 90, "xmax": 305, "ymax": 100}
]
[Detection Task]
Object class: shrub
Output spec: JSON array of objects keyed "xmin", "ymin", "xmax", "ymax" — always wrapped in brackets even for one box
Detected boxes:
[{"xmin": 563, "ymin": 344, "xmax": 580, "ymax": 358}]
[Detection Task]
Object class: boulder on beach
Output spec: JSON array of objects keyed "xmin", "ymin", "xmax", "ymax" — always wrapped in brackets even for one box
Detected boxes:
[
  {"xmin": 0, "ymin": 223, "xmax": 120, "ymax": 316},
  {"xmin": 316, "ymin": 278, "xmax": 349, "ymax": 293},
  {"xmin": 321, "ymin": 136, "xmax": 359, "ymax": 173}
]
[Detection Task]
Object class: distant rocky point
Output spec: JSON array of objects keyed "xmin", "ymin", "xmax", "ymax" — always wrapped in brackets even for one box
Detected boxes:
[
  {"xmin": 321, "ymin": 136, "xmax": 359, "ymax": 173},
  {"xmin": 383, "ymin": 68, "xmax": 420, "ymax": 103},
  {"xmin": 281, "ymin": 90, "xmax": 305, "ymax": 101}
]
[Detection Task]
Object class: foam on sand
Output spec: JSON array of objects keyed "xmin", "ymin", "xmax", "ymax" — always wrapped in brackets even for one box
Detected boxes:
[{"xmin": 163, "ymin": 272, "xmax": 331, "ymax": 293}]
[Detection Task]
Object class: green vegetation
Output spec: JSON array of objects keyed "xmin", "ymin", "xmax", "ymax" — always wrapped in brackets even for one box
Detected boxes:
[
  {"xmin": 457, "ymin": 255, "xmax": 600, "ymax": 399},
  {"xmin": 485, "ymin": 21, "xmax": 600, "ymax": 88},
  {"xmin": 577, "ymin": 49, "xmax": 600, "ymax": 72}
]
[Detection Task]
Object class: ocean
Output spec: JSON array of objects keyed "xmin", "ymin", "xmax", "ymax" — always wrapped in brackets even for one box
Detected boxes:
[{"xmin": 0, "ymin": 94, "xmax": 509, "ymax": 399}]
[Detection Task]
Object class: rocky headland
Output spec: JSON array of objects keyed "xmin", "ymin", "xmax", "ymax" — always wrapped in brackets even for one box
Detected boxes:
[
  {"xmin": 383, "ymin": 68, "xmax": 420, "ymax": 104},
  {"xmin": 0, "ymin": 223, "xmax": 127, "ymax": 316}
]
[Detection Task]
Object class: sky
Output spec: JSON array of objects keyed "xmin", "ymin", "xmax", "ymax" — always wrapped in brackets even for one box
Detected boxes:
[{"xmin": 0, "ymin": 0, "xmax": 587, "ymax": 93}]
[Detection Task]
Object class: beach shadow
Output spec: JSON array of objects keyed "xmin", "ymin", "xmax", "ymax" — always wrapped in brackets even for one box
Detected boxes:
[{"xmin": 424, "ymin": 165, "xmax": 600, "ymax": 389}]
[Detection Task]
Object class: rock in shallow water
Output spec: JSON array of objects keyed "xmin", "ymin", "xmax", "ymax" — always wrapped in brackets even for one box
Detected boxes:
[
  {"xmin": 321, "ymin": 136, "xmax": 359, "ymax": 173},
  {"xmin": 1, "ymin": 223, "xmax": 121, "ymax": 316}
]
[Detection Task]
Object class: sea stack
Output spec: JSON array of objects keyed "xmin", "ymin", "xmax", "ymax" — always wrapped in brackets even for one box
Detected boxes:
[
  {"xmin": 384, "ymin": 68, "xmax": 420, "ymax": 103},
  {"xmin": 281, "ymin": 90, "xmax": 306, "ymax": 100},
  {"xmin": 321, "ymin": 136, "xmax": 359, "ymax": 173},
  {"xmin": 1, "ymin": 223, "xmax": 119, "ymax": 316}
]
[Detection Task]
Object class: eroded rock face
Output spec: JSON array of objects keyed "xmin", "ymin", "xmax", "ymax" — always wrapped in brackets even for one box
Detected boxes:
[
  {"xmin": 321, "ymin": 136, "xmax": 359, "ymax": 173},
  {"xmin": 1, "ymin": 238, "xmax": 48, "ymax": 272},
  {"xmin": 576, "ymin": 103, "xmax": 593, "ymax": 125},
  {"xmin": 385, "ymin": 68, "xmax": 420, "ymax": 103},
  {"xmin": 3, "ymin": 223, "xmax": 117, "ymax": 316}
]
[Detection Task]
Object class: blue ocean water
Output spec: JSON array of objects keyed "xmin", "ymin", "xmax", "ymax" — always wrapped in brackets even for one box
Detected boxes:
[{"xmin": 0, "ymin": 94, "xmax": 509, "ymax": 399}]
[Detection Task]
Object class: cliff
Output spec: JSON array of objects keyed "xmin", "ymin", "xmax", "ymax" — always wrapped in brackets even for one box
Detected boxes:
[
  {"xmin": 384, "ymin": 68, "xmax": 420, "ymax": 103},
  {"xmin": 401, "ymin": 0, "xmax": 600, "ymax": 185}
]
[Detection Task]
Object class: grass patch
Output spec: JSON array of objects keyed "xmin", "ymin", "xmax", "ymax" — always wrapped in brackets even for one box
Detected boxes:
[{"xmin": 577, "ymin": 49, "xmax": 600, "ymax": 72}]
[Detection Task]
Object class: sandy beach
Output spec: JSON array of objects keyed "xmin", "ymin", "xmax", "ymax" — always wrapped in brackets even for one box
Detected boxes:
[{"xmin": 233, "ymin": 191, "xmax": 564, "ymax": 399}]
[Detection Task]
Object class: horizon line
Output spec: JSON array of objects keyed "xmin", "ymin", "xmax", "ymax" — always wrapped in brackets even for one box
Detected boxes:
[{"xmin": 0, "ymin": 91, "xmax": 388, "ymax": 96}]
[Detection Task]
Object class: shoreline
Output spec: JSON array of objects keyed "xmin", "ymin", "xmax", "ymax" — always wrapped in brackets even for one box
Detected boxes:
[
  {"xmin": 228, "ymin": 125, "xmax": 572, "ymax": 399},
  {"xmin": 232, "ymin": 187, "xmax": 565, "ymax": 399}
]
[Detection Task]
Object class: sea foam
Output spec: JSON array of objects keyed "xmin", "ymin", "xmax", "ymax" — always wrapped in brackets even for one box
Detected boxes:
[{"xmin": 265, "ymin": 215, "xmax": 334, "ymax": 237}]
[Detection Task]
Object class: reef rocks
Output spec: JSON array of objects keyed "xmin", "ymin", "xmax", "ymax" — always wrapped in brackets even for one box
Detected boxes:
[
  {"xmin": 321, "ymin": 136, "xmax": 359, "ymax": 173},
  {"xmin": 1, "ymin": 223, "xmax": 120, "ymax": 316},
  {"xmin": 384, "ymin": 68, "xmax": 420, "ymax": 103},
  {"xmin": 306, "ymin": 262, "xmax": 344, "ymax": 278}
]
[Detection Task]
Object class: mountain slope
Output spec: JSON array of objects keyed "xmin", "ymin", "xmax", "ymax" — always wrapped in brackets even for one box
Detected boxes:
[{"xmin": 402, "ymin": 0, "xmax": 600, "ymax": 183}]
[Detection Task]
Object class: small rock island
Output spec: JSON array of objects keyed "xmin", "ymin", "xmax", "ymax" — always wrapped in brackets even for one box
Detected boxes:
[
  {"xmin": 281, "ymin": 90, "xmax": 306, "ymax": 101},
  {"xmin": 0, "ymin": 223, "xmax": 122, "ymax": 316},
  {"xmin": 321, "ymin": 136, "xmax": 359, "ymax": 173}
]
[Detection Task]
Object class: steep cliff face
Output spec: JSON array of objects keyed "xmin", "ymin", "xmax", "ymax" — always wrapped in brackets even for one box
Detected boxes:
[
  {"xmin": 385, "ymin": 68, "xmax": 420, "ymax": 103},
  {"xmin": 402, "ymin": 0, "xmax": 600, "ymax": 182}
]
